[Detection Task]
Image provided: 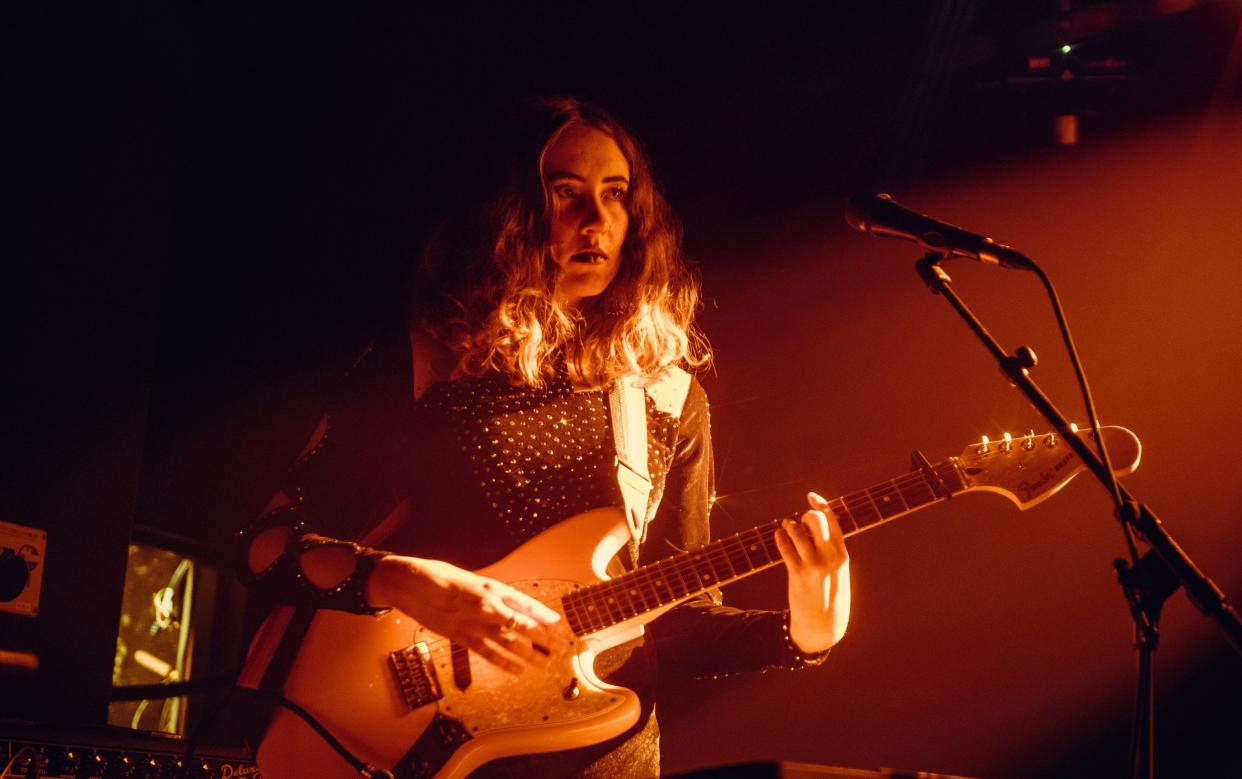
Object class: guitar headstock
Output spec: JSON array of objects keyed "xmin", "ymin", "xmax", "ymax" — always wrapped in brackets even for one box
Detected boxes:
[{"xmin": 956, "ymin": 425, "xmax": 1141, "ymax": 509}]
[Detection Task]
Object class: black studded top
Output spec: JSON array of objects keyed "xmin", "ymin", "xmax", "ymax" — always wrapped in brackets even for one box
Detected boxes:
[
  {"xmin": 413, "ymin": 356, "xmax": 679, "ymax": 549},
  {"xmin": 239, "ymin": 324, "xmax": 827, "ymax": 778}
]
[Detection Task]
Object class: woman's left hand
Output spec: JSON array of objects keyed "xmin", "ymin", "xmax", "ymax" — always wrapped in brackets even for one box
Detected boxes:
[{"xmin": 774, "ymin": 491, "xmax": 851, "ymax": 653}]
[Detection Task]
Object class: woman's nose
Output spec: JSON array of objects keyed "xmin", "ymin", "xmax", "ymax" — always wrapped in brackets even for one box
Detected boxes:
[{"xmin": 579, "ymin": 196, "xmax": 607, "ymax": 233}]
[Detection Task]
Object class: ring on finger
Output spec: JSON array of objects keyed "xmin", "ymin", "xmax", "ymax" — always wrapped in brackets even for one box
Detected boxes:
[{"xmin": 503, "ymin": 614, "xmax": 518, "ymax": 633}]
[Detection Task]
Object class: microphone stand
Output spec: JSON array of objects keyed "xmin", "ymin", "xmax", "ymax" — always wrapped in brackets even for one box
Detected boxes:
[{"xmin": 912, "ymin": 252, "xmax": 1242, "ymax": 779}]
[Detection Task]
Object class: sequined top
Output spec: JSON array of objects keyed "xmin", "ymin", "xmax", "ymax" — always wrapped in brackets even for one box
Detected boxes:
[
  {"xmin": 241, "ymin": 324, "xmax": 827, "ymax": 778},
  {"xmin": 413, "ymin": 357, "xmax": 677, "ymax": 550}
]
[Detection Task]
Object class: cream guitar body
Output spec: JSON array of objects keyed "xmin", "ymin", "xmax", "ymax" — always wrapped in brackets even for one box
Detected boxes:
[{"xmin": 251, "ymin": 507, "xmax": 657, "ymax": 779}]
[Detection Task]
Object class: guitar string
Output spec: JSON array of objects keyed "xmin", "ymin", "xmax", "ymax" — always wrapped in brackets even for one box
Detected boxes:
[
  {"xmin": 588, "ymin": 454, "xmax": 973, "ymax": 625},
  {"xmin": 571, "ymin": 522, "xmax": 786, "ymax": 628},
  {"xmin": 568, "ymin": 525, "xmax": 787, "ymax": 631},
  {"xmin": 569, "ymin": 462, "xmax": 956, "ymax": 625},
  {"xmin": 565, "ymin": 462, "xmax": 965, "ymax": 632},
  {"xmin": 571, "ymin": 434, "xmax": 1113, "ymax": 631}
]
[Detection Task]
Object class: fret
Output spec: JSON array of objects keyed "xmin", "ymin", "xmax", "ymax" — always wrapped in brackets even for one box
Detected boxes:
[
  {"xmin": 650, "ymin": 556, "xmax": 690, "ymax": 601},
  {"xmin": 897, "ymin": 473, "xmax": 938, "ymax": 510},
  {"xmin": 653, "ymin": 562, "xmax": 689, "ymax": 606},
  {"xmin": 760, "ymin": 524, "xmax": 782, "ymax": 561},
  {"xmin": 673, "ymin": 555, "xmax": 702, "ymax": 592},
  {"xmin": 600, "ymin": 587, "xmax": 628, "ymax": 623},
  {"xmin": 754, "ymin": 522, "xmax": 784, "ymax": 570},
  {"xmin": 600, "ymin": 592, "xmax": 621, "ymax": 625},
  {"xmin": 865, "ymin": 484, "xmax": 902, "ymax": 519},
  {"xmin": 831, "ymin": 498, "xmax": 860, "ymax": 533},
  {"xmin": 844, "ymin": 491, "xmax": 882, "ymax": 529},
  {"xmin": 625, "ymin": 581, "xmax": 652, "ymax": 613},
  {"xmin": 621, "ymin": 580, "xmax": 645, "ymax": 617},
  {"xmin": 647, "ymin": 561, "xmax": 677, "ymax": 605},
  {"xmin": 887, "ymin": 478, "xmax": 912, "ymax": 511},
  {"xmin": 562, "ymin": 597, "xmax": 587, "ymax": 635},
  {"xmin": 740, "ymin": 527, "xmax": 774, "ymax": 566},
  {"xmin": 724, "ymin": 534, "xmax": 755, "ymax": 574},
  {"xmin": 595, "ymin": 592, "xmax": 617, "ymax": 627},
  {"xmin": 765, "ymin": 522, "xmax": 784, "ymax": 557},
  {"xmin": 707, "ymin": 540, "xmax": 739, "ymax": 581},
  {"xmin": 861, "ymin": 487, "xmax": 884, "ymax": 518},
  {"xmin": 690, "ymin": 550, "xmax": 720, "ymax": 590},
  {"xmin": 738, "ymin": 528, "xmax": 765, "ymax": 570},
  {"xmin": 577, "ymin": 592, "xmax": 603, "ymax": 626},
  {"xmin": 579, "ymin": 595, "xmax": 606, "ymax": 631},
  {"xmin": 603, "ymin": 581, "xmax": 637, "ymax": 621},
  {"xmin": 664, "ymin": 555, "xmax": 694, "ymax": 598}
]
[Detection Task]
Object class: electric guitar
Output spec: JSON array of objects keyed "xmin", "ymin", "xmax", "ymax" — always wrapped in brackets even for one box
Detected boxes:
[{"xmin": 243, "ymin": 425, "xmax": 1141, "ymax": 779}]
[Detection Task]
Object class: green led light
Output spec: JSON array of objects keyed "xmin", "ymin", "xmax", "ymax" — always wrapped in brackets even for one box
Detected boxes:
[{"xmin": 1060, "ymin": 44, "xmax": 1072, "ymax": 54}]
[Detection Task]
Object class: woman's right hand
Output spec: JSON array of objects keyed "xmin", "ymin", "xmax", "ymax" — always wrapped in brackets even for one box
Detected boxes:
[{"xmin": 364, "ymin": 555, "xmax": 562, "ymax": 675}]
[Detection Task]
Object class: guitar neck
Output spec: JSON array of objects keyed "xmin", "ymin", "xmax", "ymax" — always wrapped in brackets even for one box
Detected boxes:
[{"xmin": 562, "ymin": 456, "xmax": 967, "ymax": 636}]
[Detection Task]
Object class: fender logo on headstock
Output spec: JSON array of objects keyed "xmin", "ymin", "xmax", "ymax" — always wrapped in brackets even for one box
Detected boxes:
[
  {"xmin": 1016, "ymin": 451, "xmax": 1076, "ymax": 501},
  {"xmin": 960, "ymin": 425, "xmax": 1141, "ymax": 510}
]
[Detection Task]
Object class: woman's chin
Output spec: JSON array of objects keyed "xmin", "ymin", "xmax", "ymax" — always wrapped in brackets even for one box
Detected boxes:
[{"xmin": 555, "ymin": 283, "xmax": 611, "ymax": 311}]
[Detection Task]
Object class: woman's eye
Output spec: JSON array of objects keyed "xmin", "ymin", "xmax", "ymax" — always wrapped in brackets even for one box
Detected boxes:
[
  {"xmin": 555, "ymin": 184, "xmax": 577, "ymax": 198},
  {"xmin": 606, "ymin": 187, "xmax": 628, "ymax": 201}
]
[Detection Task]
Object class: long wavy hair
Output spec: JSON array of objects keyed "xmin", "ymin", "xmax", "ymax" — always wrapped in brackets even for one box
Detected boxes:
[{"xmin": 412, "ymin": 97, "xmax": 709, "ymax": 388}]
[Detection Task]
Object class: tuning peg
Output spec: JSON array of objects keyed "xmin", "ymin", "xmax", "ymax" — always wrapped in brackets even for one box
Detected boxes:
[
  {"xmin": 1023, "ymin": 430, "xmax": 1035, "ymax": 450},
  {"xmin": 1001, "ymin": 432, "xmax": 1013, "ymax": 452},
  {"xmin": 980, "ymin": 435, "xmax": 990, "ymax": 454}
]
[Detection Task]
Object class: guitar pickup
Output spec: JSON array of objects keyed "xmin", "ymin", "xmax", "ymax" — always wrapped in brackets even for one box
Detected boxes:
[{"xmin": 389, "ymin": 642, "xmax": 443, "ymax": 710}]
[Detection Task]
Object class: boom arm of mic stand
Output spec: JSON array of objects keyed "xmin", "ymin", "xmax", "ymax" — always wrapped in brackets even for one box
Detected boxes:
[{"xmin": 913, "ymin": 253, "xmax": 1242, "ymax": 654}]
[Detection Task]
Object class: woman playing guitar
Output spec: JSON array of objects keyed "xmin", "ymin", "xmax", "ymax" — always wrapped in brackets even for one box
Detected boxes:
[{"xmin": 238, "ymin": 97, "xmax": 850, "ymax": 778}]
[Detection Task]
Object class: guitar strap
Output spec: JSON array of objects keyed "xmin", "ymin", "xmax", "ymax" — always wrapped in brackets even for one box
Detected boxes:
[
  {"xmin": 609, "ymin": 367, "xmax": 693, "ymax": 565},
  {"xmin": 609, "ymin": 375, "xmax": 652, "ymax": 565}
]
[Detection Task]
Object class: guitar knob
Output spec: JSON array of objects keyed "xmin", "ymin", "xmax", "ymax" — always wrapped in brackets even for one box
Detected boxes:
[
  {"xmin": 562, "ymin": 677, "xmax": 581, "ymax": 701},
  {"xmin": 1024, "ymin": 430, "xmax": 1035, "ymax": 450},
  {"xmin": 1001, "ymin": 432, "xmax": 1013, "ymax": 453}
]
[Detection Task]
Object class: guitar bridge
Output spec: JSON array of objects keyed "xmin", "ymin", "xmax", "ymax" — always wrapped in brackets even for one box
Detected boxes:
[{"xmin": 390, "ymin": 642, "xmax": 443, "ymax": 710}]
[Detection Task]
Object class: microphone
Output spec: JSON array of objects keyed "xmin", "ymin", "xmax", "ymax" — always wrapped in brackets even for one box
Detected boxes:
[{"xmin": 844, "ymin": 192, "xmax": 1035, "ymax": 271}]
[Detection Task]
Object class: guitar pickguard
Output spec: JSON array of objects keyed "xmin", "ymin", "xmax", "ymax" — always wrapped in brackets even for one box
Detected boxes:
[{"xmin": 417, "ymin": 580, "xmax": 630, "ymax": 737}]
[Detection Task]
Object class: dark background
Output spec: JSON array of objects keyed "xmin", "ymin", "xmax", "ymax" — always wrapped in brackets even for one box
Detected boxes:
[{"xmin": 5, "ymin": 1, "xmax": 1242, "ymax": 776}]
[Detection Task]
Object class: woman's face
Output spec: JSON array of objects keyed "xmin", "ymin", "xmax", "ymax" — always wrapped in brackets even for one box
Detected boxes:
[{"xmin": 542, "ymin": 123, "xmax": 631, "ymax": 309}]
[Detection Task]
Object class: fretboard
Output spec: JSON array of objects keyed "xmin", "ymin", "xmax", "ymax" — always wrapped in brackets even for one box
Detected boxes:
[{"xmin": 561, "ymin": 456, "xmax": 966, "ymax": 636}]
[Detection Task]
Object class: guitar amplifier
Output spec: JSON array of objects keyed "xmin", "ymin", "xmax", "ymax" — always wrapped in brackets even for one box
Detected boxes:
[{"xmin": 0, "ymin": 726, "xmax": 258, "ymax": 778}]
